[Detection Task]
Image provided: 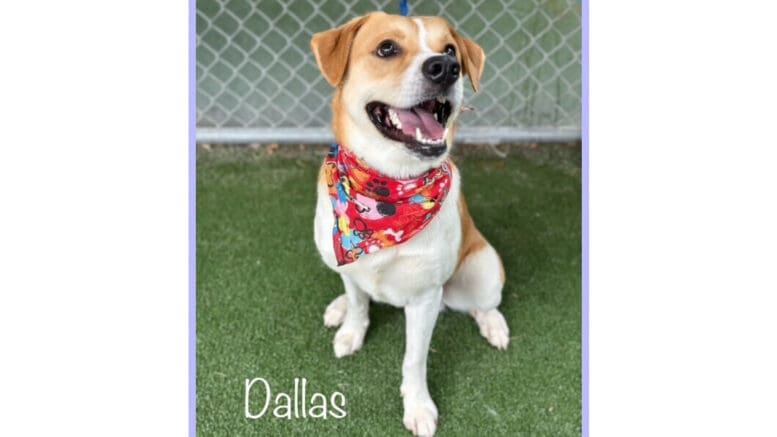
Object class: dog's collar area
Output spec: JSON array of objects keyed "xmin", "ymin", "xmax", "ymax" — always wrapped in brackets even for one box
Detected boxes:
[
  {"xmin": 366, "ymin": 98, "xmax": 452, "ymax": 157},
  {"xmin": 325, "ymin": 144, "xmax": 453, "ymax": 265}
]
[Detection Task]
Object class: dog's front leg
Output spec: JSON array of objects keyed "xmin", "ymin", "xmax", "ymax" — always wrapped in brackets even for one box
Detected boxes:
[
  {"xmin": 333, "ymin": 274, "xmax": 370, "ymax": 358},
  {"xmin": 401, "ymin": 287, "xmax": 442, "ymax": 436}
]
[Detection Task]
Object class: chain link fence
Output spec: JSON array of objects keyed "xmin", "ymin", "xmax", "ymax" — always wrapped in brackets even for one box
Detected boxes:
[{"xmin": 196, "ymin": 0, "xmax": 581, "ymax": 144}]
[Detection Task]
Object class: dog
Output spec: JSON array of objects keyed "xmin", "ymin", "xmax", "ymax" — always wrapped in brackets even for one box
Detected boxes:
[{"xmin": 310, "ymin": 12, "xmax": 509, "ymax": 436}]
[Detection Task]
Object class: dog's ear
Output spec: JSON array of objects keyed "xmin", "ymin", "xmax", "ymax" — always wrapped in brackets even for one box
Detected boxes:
[
  {"xmin": 310, "ymin": 15, "xmax": 369, "ymax": 87},
  {"xmin": 451, "ymin": 30, "xmax": 485, "ymax": 92}
]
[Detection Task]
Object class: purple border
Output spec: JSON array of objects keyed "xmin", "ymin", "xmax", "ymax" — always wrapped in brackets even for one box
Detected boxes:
[
  {"xmin": 186, "ymin": 1, "xmax": 589, "ymax": 435},
  {"xmin": 189, "ymin": 0, "xmax": 196, "ymax": 434},
  {"xmin": 582, "ymin": 0, "xmax": 589, "ymax": 435}
]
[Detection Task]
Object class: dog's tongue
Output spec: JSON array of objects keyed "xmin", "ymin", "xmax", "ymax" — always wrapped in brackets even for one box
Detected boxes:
[{"xmin": 395, "ymin": 107, "xmax": 445, "ymax": 141}]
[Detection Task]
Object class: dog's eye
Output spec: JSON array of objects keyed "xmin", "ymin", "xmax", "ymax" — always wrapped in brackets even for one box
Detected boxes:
[
  {"xmin": 444, "ymin": 44, "xmax": 456, "ymax": 58},
  {"xmin": 376, "ymin": 40, "xmax": 400, "ymax": 58}
]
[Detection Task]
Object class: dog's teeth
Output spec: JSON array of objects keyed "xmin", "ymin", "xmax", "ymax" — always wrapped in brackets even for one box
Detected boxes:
[
  {"xmin": 434, "ymin": 112, "xmax": 439, "ymax": 122},
  {"xmin": 415, "ymin": 128, "xmax": 423, "ymax": 142},
  {"xmin": 387, "ymin": 110, "xmax": 402, "ymax": 129}
]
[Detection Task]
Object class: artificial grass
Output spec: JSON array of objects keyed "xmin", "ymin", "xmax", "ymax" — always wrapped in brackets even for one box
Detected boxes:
[{"xmin": 196, "ymin": 144, "xmax": 582, "ymax": 436}]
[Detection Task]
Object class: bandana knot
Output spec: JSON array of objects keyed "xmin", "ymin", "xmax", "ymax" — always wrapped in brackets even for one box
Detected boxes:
[{"xmin": 324, "ymin": 144, "xmax": 452, "ymax": 266}]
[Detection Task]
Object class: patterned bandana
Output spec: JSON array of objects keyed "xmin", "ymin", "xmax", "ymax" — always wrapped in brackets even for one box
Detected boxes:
[{"xmin": 324, "ymin": 144, "xmax": 453, "ymax": 266}]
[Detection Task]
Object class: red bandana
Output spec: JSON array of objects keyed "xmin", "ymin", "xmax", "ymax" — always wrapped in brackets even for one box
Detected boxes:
[{"xmin": 324, "ymin": 144, "xmax": 453, "ymax": 266}]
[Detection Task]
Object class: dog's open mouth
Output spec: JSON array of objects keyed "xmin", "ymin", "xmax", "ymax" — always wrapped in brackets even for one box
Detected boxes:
[{"xmin": 366, "ymin": 97, "xmax": 452, "ymax": 157}]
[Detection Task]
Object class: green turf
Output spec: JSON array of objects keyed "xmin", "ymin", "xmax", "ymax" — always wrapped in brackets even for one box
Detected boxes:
[{"xmin": 196, "ymin": 144, "xmax": 581, "ymax": 436}]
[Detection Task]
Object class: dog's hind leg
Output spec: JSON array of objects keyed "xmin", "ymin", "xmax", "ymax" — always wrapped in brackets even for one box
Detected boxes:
[
  {"xmin": 471, "ymin": 307, "xmax": 510, "ymax": 350},
  {"xmin": 332, "ymin": 274, "xmax": 371, "ymax": 358},
  {"xmin": 443, "ymin": 240, "xmax": 510, "ymax": 350},
  {"xmin": 323, "ymin": 293, "xmax": 348, "ymax": 328}
]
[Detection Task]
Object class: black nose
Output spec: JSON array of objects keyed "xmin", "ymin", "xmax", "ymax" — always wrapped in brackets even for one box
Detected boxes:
[{"xmin": 422, "ymin": 55, "xmax": 460, "ymax": 88}]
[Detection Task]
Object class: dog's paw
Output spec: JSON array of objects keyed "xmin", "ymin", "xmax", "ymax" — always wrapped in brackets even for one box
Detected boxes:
[
  {"xmin": 403, "ymin": 397, "xmax": 438, "ymax": 436},
  {"xmin": 473, "ymin": 309, "xmax": 510, "ymax": 350},
  {"xmin": 323, "ymin": 294, "xmax": 348, "ymax": 328},
  {"xmin": 333, "ymin": 324, "xmax": 366, "ymax": 358}
]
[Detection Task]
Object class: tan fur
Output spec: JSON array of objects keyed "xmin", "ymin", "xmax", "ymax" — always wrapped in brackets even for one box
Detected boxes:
[
  {"xmin": 448, "ymin": 27, "xmax": 485, "ymax": 92},
  {"xmin": 456, "ymin": 193, "xmax": 487, "ymax": 267},
  {"xmin": 456, "ymin": 193, "xmax": 505, "ymax": 285},
  {"xmin": 312, "ymin": 14, "xmax": 484, "ymax": 90},
  {"xmin": 310, "ymin": 15, "xmax": 369, "ymax": 87}
]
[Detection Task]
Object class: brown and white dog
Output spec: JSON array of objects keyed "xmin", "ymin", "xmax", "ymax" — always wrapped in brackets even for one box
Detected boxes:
[{"xmin": 311, "ymin": 12, "xmax": 509, "ymax": 436}]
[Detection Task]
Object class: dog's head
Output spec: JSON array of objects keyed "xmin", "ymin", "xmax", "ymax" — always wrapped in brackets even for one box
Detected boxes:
[{"xmin": 311, "ymin": 12, "xmax": 485, "ymax": 177}]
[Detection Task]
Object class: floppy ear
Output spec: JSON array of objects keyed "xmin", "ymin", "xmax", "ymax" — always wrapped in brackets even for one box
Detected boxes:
[
  {"xmin": 452, "ymin": 31, "xmax": 485, "ymax": 92},
  {"xmin": 310, "ymin": 15, "xmax": 369, "ymax": 87}
]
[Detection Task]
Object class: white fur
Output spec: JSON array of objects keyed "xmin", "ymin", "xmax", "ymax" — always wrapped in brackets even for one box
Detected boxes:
[
  {"xmin": 413, "ymin": 18, "xmax": 433, "ymax": 53},
  {"xmin": 400, "ymin": 286, "xmax": 441, "ymax": 436},
  {"xmin": 472, "ymin": 308, "xmax": 510, "ymax": 350},
  {"xmin": 323, "ymin": 293, "xmax": 347, "ymax": 327},
  {"xmin": 313, "ymin": 16, "xmax": 507, "ymax": 436},
  {"xmin": 443, "ymin": 243, "xmax": 504, "ymax": 312},
  {"xmin": 332, "ymin": 275, "xmax": 370, "ymax": 357}
]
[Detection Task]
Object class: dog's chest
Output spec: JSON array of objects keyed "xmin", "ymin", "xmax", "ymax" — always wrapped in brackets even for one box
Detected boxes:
[{"xmin": 314, "ymin": 171, "xmax": 461, "ymax": 306}]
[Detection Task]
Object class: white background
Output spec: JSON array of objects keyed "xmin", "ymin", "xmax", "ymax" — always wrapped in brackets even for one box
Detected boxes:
[
  {"xmin": 0, "ymin": 1, "xmax": 188, "ymax": 435},
  {"xmin": 0, "ymin": 1, "xmax": 775, "ymax": 435},
  {"xmin": 590, "ymin": 1, "xmax": 777, "ymax": 436}
]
